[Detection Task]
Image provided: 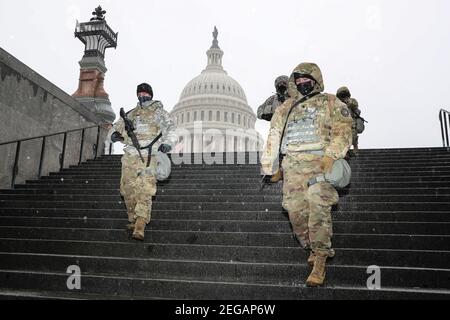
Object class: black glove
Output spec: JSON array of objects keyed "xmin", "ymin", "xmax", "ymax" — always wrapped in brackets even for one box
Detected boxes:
[
  {"xmin": 261, "ymin": 113, "xmax": 273, "ymax": 121},
  {"xmin": 111, "ymin": 131, "xmax": 124, "ymax": 143},
  {"xmin": 158, "ymin": 144, "xmax": 172, "ymax": 153}
]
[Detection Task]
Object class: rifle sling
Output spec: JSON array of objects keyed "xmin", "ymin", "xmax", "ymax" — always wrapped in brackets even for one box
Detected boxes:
[{"xmin": 140, "ymin": 133, "xmax": 163, "ymax": 167}]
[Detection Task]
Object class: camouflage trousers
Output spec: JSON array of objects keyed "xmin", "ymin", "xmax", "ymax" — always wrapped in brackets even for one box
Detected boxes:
[
  {"xmin": 120, "ymin": 153, "xmax": 157, "ymax": 224},
  {"xmin": 281, "ymin": 154, "xmax": 339, "ymax": 257}
]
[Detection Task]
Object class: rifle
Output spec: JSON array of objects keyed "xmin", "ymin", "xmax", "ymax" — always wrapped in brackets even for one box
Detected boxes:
[
  {"xmin": 272, "ymin": 91, "xmax": 288, "ymax": 104},
  {"xmin": 348, "ymin": 106, "xmax": 368, "ymax": 123},
  {"xmin": 260, "ymin": 175, "xmax": 271, "ymax": 191},
  {"xmin": 260, "ymin": 158, "xmax": 285, "ymax": 191},
  {"xmin": 276, "ymin": 92, "xmax": 288, "ymax": 104},
  {"xmin": 353, "ymin": 112, "xmax": 368, "ymax": 123},
  {"xmin": 119, "ymin": 108, "xmax": 145, "ymax": 163}
]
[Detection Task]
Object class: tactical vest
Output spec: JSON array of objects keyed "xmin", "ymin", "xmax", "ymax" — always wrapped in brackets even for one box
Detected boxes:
[
  {"xmin": 280, "ymin": 95, "xmax": 332, "ymax": 154},
  {"xmin": 129, "ymin": 104, "xmax": 162, "ymax": 146}
]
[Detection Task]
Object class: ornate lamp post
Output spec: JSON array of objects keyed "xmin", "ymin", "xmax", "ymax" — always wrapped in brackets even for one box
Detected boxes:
[{"xmin": 72, "ymin": 6, "xmax": 118, "ymax": 123}]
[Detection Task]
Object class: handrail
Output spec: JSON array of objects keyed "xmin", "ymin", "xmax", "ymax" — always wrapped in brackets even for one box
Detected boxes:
[
  {"xmin": 1, "ymin": 124, "xmax": 112, "ymax": 188},
  {"xmin": 439, "ymin": 109, "xmax": 450, "ymax": 148},
  {"xmin": 0, "ymin": 124, "xmax": 106, "ymax": 146}
]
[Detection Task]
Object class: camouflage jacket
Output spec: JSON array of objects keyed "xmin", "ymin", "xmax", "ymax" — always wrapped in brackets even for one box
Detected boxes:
[
  {"xmin": 261, "ymin": 62, "xmax": 353, "ymax": 175},
  {"xmin": 257, "ymin": 75, "xmax": 290, "ymax": 121},
  {"xmin": 109, "ymin": 100, "xmax": 177, "ymax": 155},
  {"xmin": 257, "ymin": 94, "xmax": 287, "ymax": 120},
  {"xmin": 339, "ymin": 97, "xmax": 362, "ymax": 131},
  {"xmin": 340, "ymin": 97, "xmax": 361, "ymax": 119}
]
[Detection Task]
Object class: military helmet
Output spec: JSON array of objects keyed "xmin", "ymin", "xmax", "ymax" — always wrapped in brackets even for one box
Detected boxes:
[
  {"xmin": 348, "ymin": 97, "xmax": 359, "ymax": 108},
  {"xmin": 274, "ymin": 75, "xmax": 289, "ymax": 88},
  {"xmin": 325, "ymin": 159, "xmax": 352, "ymax": 189},
  {"xmin": 337, "ymin": 86, "xmax": 351, "ymax": 100},
  {"xmin": 153, "ymin": 151, "xmax": 172, "ymax": 181},
  {"xmin": 137, "ymin": 83, "xmax": 153, "ymax": 97}
]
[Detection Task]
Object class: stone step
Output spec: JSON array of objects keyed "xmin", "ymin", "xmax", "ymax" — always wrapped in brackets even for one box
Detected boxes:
[
  {"xmin": 45, "ymin": 170, "xmax": 450, "ymax": 179},
  {"xmin": 344, "ymin": 147, "xmax": 449, "ymax": 153},
  {"xmin": 59, "ymin": 165, "xmax": 450, "ymax": 173},
  {"xmin": 2, "ymin": 193, "xmax": 450, "ymax": 203},
  {"xmin": 86, "ymin": 153, "xmax": 450, "ymax": 161},
  {"xmin": 48, "ymin": 173, "xmax": 444, "ymax": 183},
  {"xmin": 14, "ymin": 181, "xmax": 450, "ymax": 190},
  {"xmin": 153, "ymin": 201, "xmax": 450, "ymax": 212},
  {"xmin": 78, "ymin": 158, "xmax": 450, "ymax": 167},
  {"xmin": 19, "ymin": 176, "xmax": 450, "ymax": 189},
  {"xmin": 0, "ymin": 216, "xmax": 448, "ymax": 235},
  {"xmin": 0, "ymin": 289, "xmax": 141, "ymax": 300},
  {"xmin": 88, "ymin": 158, "xmax": 450, "ymax": 167},
  {"xmin": 0, "ymin": 270, "xmax": 447, "ymax": 300},
  {"xmin": 95, "ymin": 150, "xmax": 450, "ymax": 158},
  {"xmin": 102, "ymin": 147, "xmax": 447, "ymax": 154},
  {"xmin": 2, "ymin": 208, "xmax": 449, "ymax": 222},
  {"xmin": 4, "ymin": 187, "xmax": 450, "ymax": 196},
  {"xmin": 0, "ymin": 238, "xmax": 447, "ymax": 269},
  {"xmin": 0, "ymin": 227, "xmax": 448, "ymax": 250},
  {"xmin": 0, "ymin": 253, "xmax": 449, "ymax": 290},
  {"xmin": 2, "ymin": 199, "xmax": 450, "ymax": 212}
]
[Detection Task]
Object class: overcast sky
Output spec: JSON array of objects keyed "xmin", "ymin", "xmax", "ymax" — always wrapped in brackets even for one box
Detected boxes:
[{"xmin": 1, "ymin": 0, "xmax": 450, "ymax": 149}]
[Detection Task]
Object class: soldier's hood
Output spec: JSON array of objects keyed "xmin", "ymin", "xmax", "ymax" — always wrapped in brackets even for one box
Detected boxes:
[{"xmin": 287, "ymin": 62, "xmax": 325, "ymax": 99}]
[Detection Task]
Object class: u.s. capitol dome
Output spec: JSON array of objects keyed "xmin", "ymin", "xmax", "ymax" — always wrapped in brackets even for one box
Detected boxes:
[{"xmin": 170, "ymin": 27, "xmax": 263, "ymax": 153}]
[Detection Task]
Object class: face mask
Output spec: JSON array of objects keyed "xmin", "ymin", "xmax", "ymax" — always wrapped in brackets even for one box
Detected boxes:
[
  {"xmin": 138, "ymin": 95, "xmax": 152, "ymax": 105},
  {"xmin": 277, "ymin": 85, "xmax": 287, "ymax": 95},
  {"xmin": 296, "ymin": 81, "xmax": 315, "ymax": 96}
]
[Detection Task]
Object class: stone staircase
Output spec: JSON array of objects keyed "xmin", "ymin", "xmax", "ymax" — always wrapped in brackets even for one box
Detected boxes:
[{"xmin": 0, "ymin": 148, "xmax": 449, "ymax": 299}]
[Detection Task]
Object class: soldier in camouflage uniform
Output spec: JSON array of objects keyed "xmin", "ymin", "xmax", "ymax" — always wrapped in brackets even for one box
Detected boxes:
[
  {"xmin": 261, "ymin": 63, "xmax": 352, "ymax": 286},
  {"xmin": 108, "ymin": 83, "xmax": 177, "ymax": 241},
  {"xmin": 258, "ymin": 76, "xmax": 290, "ymax": 183},
  {"xmin": 257, "ymin": 75, "xmax": 290, "ymax": 121},
  {"xmin": 337, "ymin": 86, "xmax": 362, "ymax": 154}
]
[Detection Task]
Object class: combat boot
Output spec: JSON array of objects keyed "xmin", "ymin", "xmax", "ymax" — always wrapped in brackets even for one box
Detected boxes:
[
  {"xmin": 132, "ymin": 217, "xmax": 146, "ymax": 241},
  {"xmin": 306, "ymin": 252, "xmax": 327, "ymax": 287},
  {"xmin": 126, "ymin": 211, "xmax": 135, "ymax": 230},
  {"xmin": 307, "ymin": 252, "xmax": 315, "ymax": 267}
]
